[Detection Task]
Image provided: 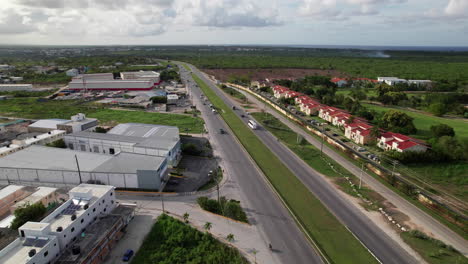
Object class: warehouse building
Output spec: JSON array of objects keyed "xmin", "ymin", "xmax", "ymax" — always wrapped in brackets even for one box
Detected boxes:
[
  {"xmin": 28, "ymin": 119, "xmax": 69, "ymax": 133},
  {"xmin": 0, "ymin": 145, "xmax": 168, "ymax": 190},
  {"xmin": 28, "ymin": 114, "xmax": 97, "ymax": 134},
  {"xmin": 68, "ymin": 71, "xmax": 160, "ymax": 91},
  {"xmin": 64, "ymin": 123, "xmax": 181, "ymax": 167},
  {"xmin": 0, "ymin": 184, "xmax": 130, "ymax": 264}
]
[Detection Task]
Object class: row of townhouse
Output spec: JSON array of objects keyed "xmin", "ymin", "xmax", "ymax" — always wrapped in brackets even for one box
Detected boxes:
[{"xmin": 272, "ymin": 85, "xmax": 427, "ymax": 153}]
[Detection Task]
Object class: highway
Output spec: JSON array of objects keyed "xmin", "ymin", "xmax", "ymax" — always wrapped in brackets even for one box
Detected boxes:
[
  {"xmin": 178, "ymin": 64, "xmax": 325, "ymax": 264},
  {"xmin": 184, "ymin": 64, "xmax": 420, "ymax": 264}
]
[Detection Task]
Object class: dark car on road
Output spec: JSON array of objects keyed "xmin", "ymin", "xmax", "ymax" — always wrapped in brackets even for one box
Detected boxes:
[{"xmin": 122, "ymin": 249, "xmax": 134, "ymax": 262}]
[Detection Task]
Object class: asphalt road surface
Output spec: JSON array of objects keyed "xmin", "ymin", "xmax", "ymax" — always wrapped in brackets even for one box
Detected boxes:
[
  {"xmin": 178, "ymin": 64, "xmax": 325, "ymax": 264},
  {"xmin": 184, "ymin": 64, "xmax": 420, "ymax": 264}
]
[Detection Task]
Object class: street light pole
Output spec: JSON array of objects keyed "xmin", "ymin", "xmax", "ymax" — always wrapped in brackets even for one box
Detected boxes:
[
  {"xmin": 359, "ymin": 163, "xmax": 364, "ymax": 189},
  {"xmin": 75, "ymin": 155, "xmax": 82, "ymax": 184}
]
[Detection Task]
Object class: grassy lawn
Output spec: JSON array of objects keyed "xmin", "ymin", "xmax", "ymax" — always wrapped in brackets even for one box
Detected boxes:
[
  {"xmin": 401, "ymin": 231, "xmax": 468, "ymax": 264},
  {"xmin": 336, "ymin": 88, "xmax": 378, "ymax": 98},
  {"xmin": 0, "ymin": 98, "xmax": 204, "ymax": 133},
  {"xmin": 192, "ymin": 73, "xmax": 378, "ymax": 264},
  {"xmin": 132, "ymin": 214, "xmax": 248, "ymax": 264},
  {"xmin": 363, "ymin": 103, "xmax": 468, "ymax": 140}
]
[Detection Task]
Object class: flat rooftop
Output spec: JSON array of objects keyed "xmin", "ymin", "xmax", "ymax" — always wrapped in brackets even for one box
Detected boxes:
[
  {"xmin": 14, "ymin": 187, "xmax": 57, "ymax": 208},
  {"xmin": 0, "ymin": 185, "xmax": 24, "ymax": 200},
  {"xmin": 43, "ymin": 184, "xmax": 114, "ymax": 232},
  {"xmin": 56, "ymin": 206, "xmax": 134, "ymax": 263},
  {"xmin": 29, "ymin": 119, "xmax": 69, "ymax": 129},
  {"xmin": 0, "ymin": 235, "xmax": 55, "ymax": 264},
  {"xmin": 0, "ymin": 145, "xmax": 165, "ymax": 174}
]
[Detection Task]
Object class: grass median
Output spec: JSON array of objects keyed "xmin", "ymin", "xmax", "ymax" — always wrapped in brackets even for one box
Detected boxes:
[{"xmin": 192, "ymin": 73, "xmax": 378, "ymax": 264}]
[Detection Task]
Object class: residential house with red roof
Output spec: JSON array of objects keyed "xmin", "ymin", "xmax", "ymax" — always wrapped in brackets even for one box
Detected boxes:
[
  {"xmin": 272, "ymin": 85, "xmax": 290, "ymax": 99},
  {"xmin": 319, "ymin": 106, "xmax": 347, "ymax": 123},
  {"xmin": 331, "ymin": 112, "xmax": 352, "ymax": 127},
  {"xmin": 331, "ymin": 77, "xmax": 348, "ymax": 87},
  {"xmin": 377, "ymin": 132, "xmax": 427, "ymax": 152},
  {"xmin": 344, "ymin": 121, "xmax": 374, "ymax": 145},
  {"xmin": 285, "ymin": 90, "xmax": 302, "ymax": 99}
]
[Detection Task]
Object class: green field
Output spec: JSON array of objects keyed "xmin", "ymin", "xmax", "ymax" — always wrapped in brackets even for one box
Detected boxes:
[
  {"xmin": 0, "ymin": 98, "xmax": 204, "ymax": 133},
  {"xmin": 363, "ymin": 103, "xmax": 468, "ymax": 140},
  {"xmin": 132, "ymin": 214, "xmax": 248, "ymax": 264},
  {"xmin": 192, "ymin": 72, "xmax": 378, "ymax": 264},
  {"xmin": 401, "ymin": 231, "xmax": 468, "ymax": 264}
]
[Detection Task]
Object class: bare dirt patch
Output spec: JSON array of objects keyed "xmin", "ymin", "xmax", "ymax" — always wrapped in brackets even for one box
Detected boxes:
[{"xmin": 202, "ymin": 68, "xmax": 349, "ymax": 82}]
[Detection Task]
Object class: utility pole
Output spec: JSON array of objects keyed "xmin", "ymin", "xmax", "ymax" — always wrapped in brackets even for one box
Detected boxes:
[
  {"xmin": 320, "ymin": 125, "xmax": 325, "ymax": 157},
  {"xmin": 75, "ymin": 155, "xmax": 82, "ymax": 184}
]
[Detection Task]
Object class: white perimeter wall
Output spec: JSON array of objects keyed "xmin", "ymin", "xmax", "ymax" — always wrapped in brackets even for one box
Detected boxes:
[{"xmin": 0, "ymin": 168, "xmax": 139, "ymax": 188}]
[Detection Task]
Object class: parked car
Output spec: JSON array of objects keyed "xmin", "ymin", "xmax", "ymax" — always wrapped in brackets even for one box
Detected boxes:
[
  {"xmin": 332, "ymin": 133, "xmax": 338, "ymax": 137},
  {"xmin": 232, "ymin": 106, "xmax": 236, "ymax": 110},
  {"xmin": 219, "ymin": 128, "xmax": 226, "ymax": 134},
  {"xmin": 357, "ymin": 147, "xmax": 366, "ymax": 152},
  {"xmin": 122, "ymin": 249, "xmax": 134, "ymax": 262}
]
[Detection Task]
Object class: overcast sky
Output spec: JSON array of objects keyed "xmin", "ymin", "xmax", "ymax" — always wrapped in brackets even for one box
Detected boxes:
[{"xmin": 0, "ymin": 0, "xmax": 466, "ymax": 46}]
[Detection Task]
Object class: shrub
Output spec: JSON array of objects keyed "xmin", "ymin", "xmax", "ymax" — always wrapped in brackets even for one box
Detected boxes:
[
  {"xmin": 11, "ymin": 203, "xmax": 47, "ymax": 230},
  {"xmin": 197, "ymin": 196, "xmax": 248, "ymax": 223},
  {"xmin": 182, "ymin": 143, "xmax": 202, "ymax": 156},
  {"xmin": 430, "ymin": 124, "xmax": 455, "ymax": 138}
]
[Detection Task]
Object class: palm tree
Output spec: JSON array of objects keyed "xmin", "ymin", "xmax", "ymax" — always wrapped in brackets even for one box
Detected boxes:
[
  {"xmin": 204, "ymin": 222, "xmax": 212, "ymax": 232},
  {"xmin": 226, "ymin": 233, "xmax": 235, "ymax": 242},
  {"xmin": 251, "ymin": 249, "xmax": 258, "ymax": 264},
  {"xmin": 183, "ymin": 212, "xmax": 189, "ymax": 223}
]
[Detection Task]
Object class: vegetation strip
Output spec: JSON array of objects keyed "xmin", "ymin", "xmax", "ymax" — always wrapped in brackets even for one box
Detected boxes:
[
  {"xmin": 131, "ymin": 214, "xmax": 248, "ymax": 264},
  {"xmin": 191, "ymin": 72, "xmax": 378, "ymax": 264}
]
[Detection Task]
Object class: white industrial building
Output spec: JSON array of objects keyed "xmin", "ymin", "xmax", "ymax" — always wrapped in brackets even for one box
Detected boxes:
[
  {"xmin": 0, "ymin": 130, "xmax": 66, "ymax": 158},
  {"xmin": 64, "ymin": 123, "xmax": 181, "ymax": 167},
  {"xmin": 28, "ymin": 114, "xmax": 97, "ymax": 134},
  {"xmin": 0, "ymin": 184, "xmax": 116, "ymax": 264},
  {"xmin": 0, "ymin": 145, "xmax": 168, "ymax": 190},
  {"xmin": 68, "ymin": 71, "xmax": 160, "ymax": 91},
  {"xmin": 0, "ymin": 84, "xmax": 33, "ymax": 91}
]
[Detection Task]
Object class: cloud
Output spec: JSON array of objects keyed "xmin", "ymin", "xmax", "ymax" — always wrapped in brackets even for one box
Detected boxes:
[
  {"xmin": 177, "ymin": 0, "xmax": 283, "ymax": 28},
  {"xmin": 444, "ymin": 0, "xmax": 468, "ymax": 18},
  {"xmin": 0, "ymin": 9, "xmax": 37, "ymax": 34},
  {"xmin": 299, "ymin": 0, "xmax": 340, "ymax": 17}
]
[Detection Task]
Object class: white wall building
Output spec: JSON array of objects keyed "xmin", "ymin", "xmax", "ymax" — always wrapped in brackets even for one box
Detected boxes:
[
  {"xmin": 66, "ymin": 69, "xmax": 79, "ymax": 77},
  {"xmin": 0, "ymin": 145, "xmax": 168, "ymax": 190},
  {"xmin": 0, "ymin": 184, "xmax": 115, "ymax": 264}
]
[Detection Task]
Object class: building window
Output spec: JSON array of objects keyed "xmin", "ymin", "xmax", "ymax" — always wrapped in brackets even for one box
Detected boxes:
[
  {"xmin": 71, "ymin": 227, "xmax": 75, "ymax": 232},
  {"xmin": 93, "ymin": 146, "xmax": 99, "ymax": 153},
  {"xmin": 54, "ymin": 243, "xmax": 56, "ymax": 247},
  {"xmin": 80, "ymin": 145, "xmax": 86, "ymax": 151},
  {"xmin": 104, "ymin": 208, "xmax": 107, "ymax": 212},
  {"xmin": 110, "ymin": 192, "xmax": 113, "ymax": 196},
  {"xmin": 109, "ymin": 148, "xmax": 115, "ymax": 154},
  {"xmin": 81, "ymin": 219, "xmax": 84, "ymax": 223},
  {"xmin": 64, "ymin": 235, "xmax": 67, "ymax": 238},
  {"xmin": 68, "ymin": 143, "xmax": 74, "ymax": 150},
  {"xmin": 93, "ymin": 208, "xmax": 96, "ymax": 212},
  {"xmin": 111, "ymin": 200, "xmax": 114, "ymax": 204},
  {"xmin": 44, "ymin": 251, "xmax": 48, "ymax": 257},
  {"xmin": 103, "ymin": 199, "xmax": 105, "ymax": 203}
]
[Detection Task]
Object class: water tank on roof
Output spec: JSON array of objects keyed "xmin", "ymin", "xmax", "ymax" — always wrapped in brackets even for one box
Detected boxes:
[{"xmin": 28, "ymin": 249, "xmax": 36, "ymax": 257}]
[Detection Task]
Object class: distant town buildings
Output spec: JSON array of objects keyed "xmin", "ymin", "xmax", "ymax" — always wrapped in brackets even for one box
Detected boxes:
[
  {"xmin": 0, "ymin": 84, "xmax": 33, "ymax": 92},
  {"xmin": 377, "ymin": 77, "xmax": 432, "ymax": 87}
]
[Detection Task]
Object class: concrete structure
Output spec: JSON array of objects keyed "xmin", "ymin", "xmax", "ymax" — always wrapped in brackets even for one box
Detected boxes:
[
  {"xmin": 11, "ymin": 187, "xmax": 58, "ymax": 213},
  {"xmin": 28, "ymin": 120, "xmax": 69, "ymax": 133},
  {"xmin": 166, "ymin": 94, "xmax": 178, "ymax": 105},
  {"xmin": 378, "ymin": 132, "xmax": 427, "ymax": 153},
  {"xmin": 0, "ymin": 130, "xmax": 66, "ymax": 158},
  {"xmin": 56, "ymin": 114, "xmax": 97, "ymax": 134},
  {"xmin": 0, "ymin": 145, "xmax": 168, "ymax": 190},
  {"xmin": 65, "ymin": 69, "xmax": 79, "ymax": 77},
  {"xmin": 69, "ymin": 73, "xmax": 157, "ymax": 91},
  {"xmin": 10, "ymin": 77, "xmax": 23, "ymax": 82},
  {"xmin": 377, "ymin": 77, "xmax": 408, "ymax": 86},
  {"xmin": 65, "ymin": 123, "xmax": 181, "ymax": 167},
  {"xmin": 408, "ymin": 80, "xmax": 432, "ymax": 87},
  {"xmin": 0, "ymin": 84, "xmax": 33, "ymax": 92},
  {"xmin": 0, "ymin": 184, "xmax": 118, "ymax": 264},
  {"xmin": 0, "ymin": 185, "xmax": 29, "ymax": 218}
]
